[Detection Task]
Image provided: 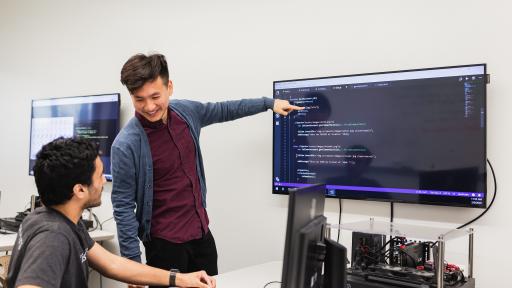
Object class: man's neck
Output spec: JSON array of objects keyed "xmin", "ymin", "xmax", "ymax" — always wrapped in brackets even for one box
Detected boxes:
[
  {"xmin": 161, "ymin": 106, "xmax": 169, "ymax": 124},
  {"xmin": 51, "ymin": 203, "xmax": 83, "ymax": 224}
]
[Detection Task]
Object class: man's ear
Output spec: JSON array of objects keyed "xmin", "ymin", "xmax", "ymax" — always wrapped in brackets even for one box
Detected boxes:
[
  {"xmin": 167, "ymin": 80, "xmax": 174, "ymax": 95},
  {"xmin": 72, "ymin": 183, "xmax": 87, "ymax": 200}
]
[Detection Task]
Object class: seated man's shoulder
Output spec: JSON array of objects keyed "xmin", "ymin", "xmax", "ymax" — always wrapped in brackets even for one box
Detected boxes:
[
  {"xmin": 23, "ymin": 220, "xmax": 60, "ymax": 233},
  {"xmin": 17, "ymin": 215, "xmax": 73, "ymax": 255},
  {"xmin": 21, "ymin": 208, "xmax": 75, "ymax": 237}
]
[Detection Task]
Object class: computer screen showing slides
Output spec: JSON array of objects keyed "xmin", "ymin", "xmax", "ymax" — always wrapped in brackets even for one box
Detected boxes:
[
  {"xmin": 273, "ymin": 64, "xmax": 487, "ymax": 208},
  {"xmin": 29, "ymin": 93, "xmax": 120, "ymax": 181}
]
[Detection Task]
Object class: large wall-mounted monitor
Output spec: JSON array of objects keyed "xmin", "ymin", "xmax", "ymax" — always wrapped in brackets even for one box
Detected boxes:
[
  {"xmin": 29, "ymin": 93, "xmax": 121, "ymax": 181},
  {"xmin": 273, "ymin": 64, "xmax": 487, "ymax": 208}
]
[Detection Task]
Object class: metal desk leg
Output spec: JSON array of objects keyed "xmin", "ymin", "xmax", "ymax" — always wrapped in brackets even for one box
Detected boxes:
[
  {"xmin": 436, "ymin": 236, "xmax": 445, "ymax": 288},
  {"xmin": 468, "ymin": 228, "xmax": 474, "ymax": 279}
]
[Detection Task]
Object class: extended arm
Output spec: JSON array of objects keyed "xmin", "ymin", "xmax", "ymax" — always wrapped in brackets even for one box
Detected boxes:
[
  {"xmin": 273, "ymin": 98, "xmax": 304, "ymax": 116},
  {"xmin": 88, "ymin": 243, "xmax": 215, "ymax": 288},
  {"xmin": 189, "ymin": 97, "xmax": 302, "ymax": 128}
]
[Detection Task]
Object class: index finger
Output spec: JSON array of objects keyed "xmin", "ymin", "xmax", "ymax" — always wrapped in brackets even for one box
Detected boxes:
[{"xmin": 290, "ymin": 105, "xmax": 304, "ymax": 110}]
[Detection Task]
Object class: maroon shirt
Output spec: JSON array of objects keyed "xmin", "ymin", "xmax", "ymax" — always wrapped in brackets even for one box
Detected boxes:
[{"xmin": 136, "ymin": 108, "xmax": 209, "ymax": 243}]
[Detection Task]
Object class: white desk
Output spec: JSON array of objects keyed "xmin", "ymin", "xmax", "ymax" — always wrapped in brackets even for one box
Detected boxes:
[
  {"xmin": 216, "ymin": 261, "xmax": 282, "ymax": 288},
  {"xmin": 0, "ymin": 229, "xmax": 115, "ymax": 252}
]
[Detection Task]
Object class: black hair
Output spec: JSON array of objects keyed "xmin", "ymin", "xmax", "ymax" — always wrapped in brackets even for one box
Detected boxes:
[
  {"xmin": 120, "ymin": 53, "xmax": 169, "ymax": 94},
  {"xmin": 33, "ymin": 137, "xmax": 99, "ymax": 206}
]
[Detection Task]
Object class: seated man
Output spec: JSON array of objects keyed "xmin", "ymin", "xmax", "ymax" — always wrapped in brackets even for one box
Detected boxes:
[{"xmin": 7, "ymin": 137, "xmax": 215, "ymax": 288}]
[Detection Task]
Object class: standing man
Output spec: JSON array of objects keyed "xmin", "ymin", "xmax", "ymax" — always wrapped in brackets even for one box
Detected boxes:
[
  {"xmin": 7, "ymin": 137, "xmax": 215, "ymax": 288},
  {"xmin": 111, "ymin": 53, "xmax": 302, "ymax": 285}
]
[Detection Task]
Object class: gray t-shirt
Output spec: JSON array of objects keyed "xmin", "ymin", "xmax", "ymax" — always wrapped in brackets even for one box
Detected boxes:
[{"xmin": 7, "ymin": 207, "xmax": 95, "ymax": 288}]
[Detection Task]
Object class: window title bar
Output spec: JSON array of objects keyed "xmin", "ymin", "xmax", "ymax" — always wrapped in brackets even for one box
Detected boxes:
[
  {"xmin": 275, "ymin": 65, "xmax": 485, "ymax": 90},
  {"xmin": 32, "ymin": 94, "xmax": 119, "ymax": 107}
]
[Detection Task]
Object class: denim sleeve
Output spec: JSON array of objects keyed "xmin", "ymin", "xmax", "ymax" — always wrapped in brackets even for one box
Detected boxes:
[
  {"xmin": 111, "ymin": 145, "xmax": 142, "ymax": 262},
  {"xmin": 191, "ymin": 97, "xmax": 275, "ymax": 128}
]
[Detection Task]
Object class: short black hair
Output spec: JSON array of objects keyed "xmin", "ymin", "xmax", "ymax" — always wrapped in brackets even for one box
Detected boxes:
[
  {"xmin": 120, "ymin": 53, "xmax": 169, "ymax": 94},
  {"xmin": 33, "ymin": 137, "xmax": 99, "ymax": 206}
]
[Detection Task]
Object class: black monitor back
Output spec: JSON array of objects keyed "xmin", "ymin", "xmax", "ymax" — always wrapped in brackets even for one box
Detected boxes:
[
  {"xmin": 324, "ymin": 238, "xmax": 347, "ymax": 288},
  {"xmin": 281, "ymin": 184, "xmax": 326, "ymax": 288}
]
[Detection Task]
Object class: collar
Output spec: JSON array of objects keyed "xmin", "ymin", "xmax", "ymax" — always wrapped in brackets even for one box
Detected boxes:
[{"xmin": 135, "ymin": 107, "xmax": 172, "ymax": 129}]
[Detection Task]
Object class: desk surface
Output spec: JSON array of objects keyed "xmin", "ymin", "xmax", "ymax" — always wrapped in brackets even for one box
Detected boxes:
[
  {"xmin": 216, "ymin": 261, "xmax": 282, "ymax": 288},
  {"xmin": 0, "ymin": 229, "xmax": 115, "ymax": 252}
]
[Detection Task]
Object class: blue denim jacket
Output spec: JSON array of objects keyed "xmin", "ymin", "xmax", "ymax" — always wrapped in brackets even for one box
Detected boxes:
[{"xmin": 111, "ymin": 97, "xmax": 275, "ymax": 262}]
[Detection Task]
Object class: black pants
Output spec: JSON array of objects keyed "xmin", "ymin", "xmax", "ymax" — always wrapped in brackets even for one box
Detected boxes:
[{"xmin": 144, "ymin": 230, "xmax": 218, "ymax": 288}]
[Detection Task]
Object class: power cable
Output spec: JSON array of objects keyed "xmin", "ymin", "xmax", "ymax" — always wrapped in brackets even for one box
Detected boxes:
[{"xmin": 457, "ymin": 158, "xmax": 496, "ymax": 229}]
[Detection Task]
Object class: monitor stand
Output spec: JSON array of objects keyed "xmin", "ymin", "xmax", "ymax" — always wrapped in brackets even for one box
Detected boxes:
[{"xmin": 323, "ymin": 238, "xmax": 347, "ymax": 288}]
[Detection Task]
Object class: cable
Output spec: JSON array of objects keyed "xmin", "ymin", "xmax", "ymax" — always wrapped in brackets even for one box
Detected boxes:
[
  {"xmin": 390, "ymin": 202, "xmax": 394, "ymax": 223},
  {"xmin": 457, "ymin": 158, "xmax": 497, "ymax": 229},
  {"xmin": 399, "ymin": 249, "xmax": 419, "ymax": 267},
  {"xmin": 384, "ymin": 159, "xmax": 497, "ymax": 230},
  {"xmin": 93, "ymin": 213, "xmax": 102, "ymax": 230},
  {"xmin": 263, "ymin": 281, "xmax": 281, "ymax": 288},
  {"xmin": 88, "ymin": 212, "xmax": 105, "ymax": 232},
  {"xmin": 337, "ymin": 198, "xmax": 342, "ymax": 243},
  {"xmin": 99, "ymin": 216, "xmax": 114, "ymax": 230}
]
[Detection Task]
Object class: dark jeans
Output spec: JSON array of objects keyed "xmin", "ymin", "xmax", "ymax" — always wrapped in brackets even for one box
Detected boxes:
[{"xmin": 144, "ymin": 230, "xmax": 218, "ymax": 288}]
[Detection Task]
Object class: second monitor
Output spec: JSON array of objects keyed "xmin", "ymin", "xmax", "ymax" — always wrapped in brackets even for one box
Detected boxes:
[{"xmin": 281, "ymin": 184, "xmax": 347, "ymax": 288}]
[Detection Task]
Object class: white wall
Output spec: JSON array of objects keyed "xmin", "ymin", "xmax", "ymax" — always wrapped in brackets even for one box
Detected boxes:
[{"xmin": 0, "ymin": 0, "xmax": 510, "ymax": 287}]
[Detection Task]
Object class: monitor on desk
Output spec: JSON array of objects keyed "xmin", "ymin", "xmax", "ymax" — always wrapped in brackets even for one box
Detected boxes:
[
  {"xmin": 28, "ymin": 93, "xmax": 120, "ymax": 181},
  {"xmin": 281, "ymin": 184, "xmax": 348, "ymax": 288},
  {"xmin": 281, "ymin": 184, "xmax": 326, "ymax": 288}
]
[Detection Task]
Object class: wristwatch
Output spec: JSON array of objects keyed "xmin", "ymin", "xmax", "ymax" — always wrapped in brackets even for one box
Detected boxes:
[{"xmin": 169, "ymin": 268, "xmax": 180, "ymax": 287}]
